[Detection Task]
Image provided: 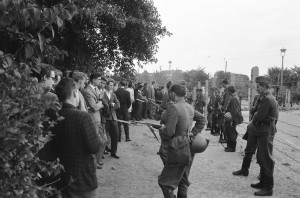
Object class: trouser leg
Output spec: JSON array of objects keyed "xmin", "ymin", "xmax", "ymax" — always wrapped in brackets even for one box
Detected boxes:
[
  {"xmin": 108, "ymin": 121, "xmax": 119, "ymax": 155},
  {"xmin": 123, "ymin": 110, "xmax": 130, "ymax": 139},
  {"xmin": 96, "ymin": 124, "xmax": 107, "ymax": 164},
  {"xmin": 256, "ymin": 135, "xmax": 275, "ymax": 178}
]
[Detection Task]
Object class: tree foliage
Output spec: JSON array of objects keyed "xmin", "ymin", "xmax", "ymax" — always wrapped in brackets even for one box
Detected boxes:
[
  {"xmin": 182, "ymin": 67, "xmax": 210, "ymax": 90},
  {"xmin": 0, "ymin": 0, "xmax": 78, "ymax": 197},
  {"xmin": 38, "ymin": 0, "xmax": 171, "ymax": 76}
]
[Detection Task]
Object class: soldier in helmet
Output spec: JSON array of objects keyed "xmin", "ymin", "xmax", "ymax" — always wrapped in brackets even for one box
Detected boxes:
[
  {"xmin": 223, "ymin": 86, "xmax": 242, "ymax": 152},
  {"xmin": 250, "ymin": 76, "xmax": 278, "ymax": 196},
  {"xmin": 158, "ymin": 80, "xmax": 206, "ymax": 198}
]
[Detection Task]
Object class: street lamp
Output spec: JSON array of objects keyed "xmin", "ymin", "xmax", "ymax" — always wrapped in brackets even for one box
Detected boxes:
[{"xmin": 280, "ymin": 48, "xmax": 286, "ymax": 95}]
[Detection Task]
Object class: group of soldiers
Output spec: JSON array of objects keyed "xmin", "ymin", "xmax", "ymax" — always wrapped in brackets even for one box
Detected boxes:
[
  {"xmin": 193, "ymin": 78, "xmax": 242, "ymax": 152},
  {"xmin": 155, "ymin": 75, "xmax": 278, "ymax": 197}
]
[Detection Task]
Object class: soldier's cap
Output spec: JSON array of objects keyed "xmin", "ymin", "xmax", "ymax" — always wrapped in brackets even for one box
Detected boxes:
[
  {"xmin": 255, "ymin": 76, "xmax": 271, "ymax": 85},
  {"xmin": 227, "ymin": 85, "xmax": 235, "ymax": 93},
  {"xmin": 169, "ymin": 80, "xmax": 186, "ymax": 90}
]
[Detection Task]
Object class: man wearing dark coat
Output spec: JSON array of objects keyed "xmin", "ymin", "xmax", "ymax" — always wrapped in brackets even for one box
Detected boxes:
[
  {"xmin": 115, "ymin": 81, "xmax": 132, "ymax": 141},
  {"xmin": 103, "ymin": 79, "xmax": 121, "ymax": 159},
  {"xmin": 52, "ymin": 78, "xmax": 101, "ymax": 198},
  {"xmin": 224, "ymin": 86, "xmax": 242, "ymax": 152},
  {"xmin": 250, "ymin": 76, "xmax": 278, "ymax": 196},
  {"xmin": 158, "ymin": 81, "xmax": 206, "ymax": 198}
]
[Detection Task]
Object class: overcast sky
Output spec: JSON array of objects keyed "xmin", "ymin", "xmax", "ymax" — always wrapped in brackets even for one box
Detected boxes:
[{"xmin": 139, "ymin": 0, "xmax": 300, "ymax": 78}]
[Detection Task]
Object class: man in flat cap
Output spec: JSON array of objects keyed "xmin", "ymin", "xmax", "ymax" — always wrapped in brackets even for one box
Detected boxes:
[
  {"xmin": 158, "ymin": 81, "xmax": 206, "ymax": 198},
  {"xmin": 219, "ymin": 78, "xmax": 231, "ymax": 143},
  {"xmin": 223, "ymin": 86, "xmax": 243, "ymax": 152},
  {"xmin": 250, "ymin": 76, "xmax": 278, "ymax": 196}
]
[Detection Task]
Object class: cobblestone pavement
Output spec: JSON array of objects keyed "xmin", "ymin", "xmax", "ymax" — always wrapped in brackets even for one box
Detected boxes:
[{"xmin": 97, "ymin": 110, "xmax": 300, "ymax": 198}]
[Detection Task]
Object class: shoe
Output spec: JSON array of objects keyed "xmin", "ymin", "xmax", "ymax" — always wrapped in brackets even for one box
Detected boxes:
[
  {"xmin": 205, "ymin": 128, "xmax": 211, "ymax": 131},
  {"xmin": 232, "ymin": 169, "xmax": 249, "ymax": 176},
  {"xmin": 224, "ymin": 147, "xmax": 235, "ymax": 152},
  {"xmin": 254, "ymin": 188, "xmax": 273, "ymax": 196},
  {"xmin": 251, "ymin": 182, "xmax": 264, "ymax": 189},
  {"xmin": 126, "ymin": 139, "xmax": 132, "ymax": 142},
  {"xmin": 96, "ymin": 164, "xmax": 103, "ymax": 169},
  {"xmin": 105, "ymin": 147, "xmax": 111, "ymax": 152},
  {"xmin": 97, "ymin": 162, "xmax": 104, "ymax": 166},
  {"xmin": 104, "ymin": 150, "xmax": 109, "ymax": 154},
  {"xmin": 111, "ymin": 154, "xmax": 120, "ymax": 159}
]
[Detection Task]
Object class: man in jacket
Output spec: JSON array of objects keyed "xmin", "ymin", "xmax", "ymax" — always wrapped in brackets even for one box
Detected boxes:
[
  {"xmin": 158, "ymin": 81, "xmax": 206, "ymax": 198},
  {"xmin": 103, "ymin": 79, "xmax": 121, "ymax": 159},
  {"xmin": 223, "ymin": 86, "xmax": 242, "ymax": 152},
  {"xmin": 53, "ymin": 77, "xmax": 101, "ymax": 198},
  {"xmin": 115, "ymin": 81, "xmax": 132, "ymax": 142},
  {"xmin": 250, "ymin": 76, "xmax": 278, "ymax": 196},
  {"xmin": 82, "ymin": 73, "xmax": 107, "ymax": 169}
]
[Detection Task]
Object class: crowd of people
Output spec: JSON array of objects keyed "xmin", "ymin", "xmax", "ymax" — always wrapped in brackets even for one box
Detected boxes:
[{"xmin": 33, "ymin": 64, "xmax": 277, "ymax": 197}]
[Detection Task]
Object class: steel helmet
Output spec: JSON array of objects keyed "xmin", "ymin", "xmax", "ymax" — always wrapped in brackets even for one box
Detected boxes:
[
  {"xmin": 224, "ymin": 112, "xmax": 232, "ymax": 122},
  {"xmin": 191, "ymin": 134, "xmax": 209, "ymax": 153}
]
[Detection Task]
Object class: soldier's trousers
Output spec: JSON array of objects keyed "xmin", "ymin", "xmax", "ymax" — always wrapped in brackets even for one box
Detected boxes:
[
  {"xmin": 256, "ymin": 134, "xmax": 275, "ymax": 177},
  {"xmin": 224, "ymin": 122, "xmax": 237, "ymax": 142},
  {"xmin": 207, "ymin": 112, "xmax": 212, "ymax": 128},
  {"xmin": 158, "ymin": 156, "xmax": 194, "ymax": 198},
  {"xmin": 244, "ymin": 122, "xmax": 257, "ymax": 160}
]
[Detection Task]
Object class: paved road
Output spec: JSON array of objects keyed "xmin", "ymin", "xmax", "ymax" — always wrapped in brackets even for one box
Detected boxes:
[{"xmin": 96, "ymin": 110, "xmax": 300, "ymax": 198}]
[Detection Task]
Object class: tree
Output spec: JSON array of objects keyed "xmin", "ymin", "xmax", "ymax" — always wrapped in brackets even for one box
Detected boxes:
[
  {"xmin": 0, "ymin": 0, "xmax": 78, "ymax": 197},
  {"xmin": 36, "ymin": 0, "xmax": 171, "ymax": 75},
  {"xmin": 183, "ymin": 67, "xmax": 210, "ymax": 90},
  {"xmin": 267, "ymin": 66, "xmax": 295, "ymax": 88},
  {"xmin": 213, "ymin": 70, "xmax": 231, "ymax": 88}
]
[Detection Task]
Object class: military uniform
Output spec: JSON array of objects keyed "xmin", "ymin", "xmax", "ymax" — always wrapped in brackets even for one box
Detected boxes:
[
  {"xmin": 194, "ymin": 93, "xmax": 206, "ymax": 114},
  {"xmin": 251, "ymin": 76, "xmax": 278, "ymax": 196},
  {"xmin": 233, "ymin": 95, "xmax": 261, "ymax": 176},
  {"xmin": 224, "ymin": 86, "xmax": 241, "ymax": 152},
  {"xmin": 158, "ymin": 82, "xmax": 206, "ymax": 198},
  {"xmin": 207, "ymin": 93, "xmax": 215, "ymax": 131}
]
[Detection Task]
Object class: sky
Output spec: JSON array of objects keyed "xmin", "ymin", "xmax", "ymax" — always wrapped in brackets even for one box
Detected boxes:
[{"xmin": 138, "ymin": 0, "xmax": 300, "ymax": 78}]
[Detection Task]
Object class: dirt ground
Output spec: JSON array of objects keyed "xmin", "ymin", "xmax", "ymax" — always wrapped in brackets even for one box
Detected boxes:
[{"xmin": 96, "ymin": 110, "xmax": 300, "ymax": 198}]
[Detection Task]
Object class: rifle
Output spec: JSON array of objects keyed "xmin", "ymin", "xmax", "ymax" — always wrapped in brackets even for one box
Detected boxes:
[
  {"xmin": 131, "ymin": 120, "xmax": 161, "ymax": 142},
  {"xmin": 148, "ymin": 98, "xmax": 164, "ymax": 111}
]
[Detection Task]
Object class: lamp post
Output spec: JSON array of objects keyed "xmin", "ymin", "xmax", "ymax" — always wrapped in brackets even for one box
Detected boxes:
[{"xmin": 280, "ymin": 48, "xmax": 286, "ymax": 95}]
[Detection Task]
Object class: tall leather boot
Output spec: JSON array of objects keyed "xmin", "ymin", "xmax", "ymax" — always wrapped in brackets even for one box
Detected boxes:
[
  {"xmin": 232, "ymin": 157, "xmax": 251, "ymax": 176},
  {"xmin": 251, "ymin": 172, "xmax": 265, "ymax": 189},
  {"xmin": 254, "ymin": 176, "xmax": 273, "ymax": 196}
]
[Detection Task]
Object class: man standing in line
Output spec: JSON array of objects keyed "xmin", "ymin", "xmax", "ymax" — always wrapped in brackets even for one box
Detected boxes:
[
  {"xmin": 219, "ymin": 78, "xmax": 231, "ymax": 143},
  {"xmin": 194, "ymin": 88, "xmax": 206, "ymax": 114},
  {"xmin": 142, "ymin": 83, "xmax": 150, "ymax": 119},
  {"xmin": 223, "ymin": 86, "xmax": 242, "ymax": 152},
  {"xmin": 82, "ymin": 73, "xmax": 107, "ymax": 169},
  {"xmin": 72, "ymin": 71, "xmax": 88, "ymax": 112},
  {"xmin": 53, "ymin": 77, "xmax": 101, "ymax": 198},
  {"xmin": 250, "ymin": 76, "xmax": 278, "ymax": 196},
  {"xmin": 115, "ymin": 81, "xmax": 132, "ymax": 142},
  {"xmin": 126, "ymin": 82, "xmax": 135, "ymax": 119},
  {"xmin": 103, "ymin": 79, "xmax": 121, "ymax": 159},
  {"xmin": 148, "ymin": 81, "xmax": 156, "ymax": 119},
  {"xmin": 158, "ymin": 81, "xmax": 206, "ymax": 198}
]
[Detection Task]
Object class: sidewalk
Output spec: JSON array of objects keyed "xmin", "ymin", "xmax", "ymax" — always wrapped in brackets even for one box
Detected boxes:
[{"xmin": 96, "ymin": 118, "xmax": 300, "ymax": 198}]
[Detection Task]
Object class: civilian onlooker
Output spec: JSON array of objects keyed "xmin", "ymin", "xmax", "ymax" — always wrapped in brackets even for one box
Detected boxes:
[
  {"xmin": 103, "ymin": 79, "xmax": 121, "ymax": 159},
  {"xmin": 82, "ymin": 73, "xmax": 107, "ymax": 169},
  {"xmin": 126, "ymin": 81, "xmax": 135, "ymax": 118},
  {"xmin": 72, "ymin": 71, "xmax": 88, "ymax": 112},
  {"xmin": 115, "ymin": 81, "xmax": 132, "ymax": 142},
  {"xmin": 53, "ymin": 77, "xmax": 101, "ymax": 198},
  {"xmin": 142, "ymin": 83, "xmax": 149, "ymax": 119}
]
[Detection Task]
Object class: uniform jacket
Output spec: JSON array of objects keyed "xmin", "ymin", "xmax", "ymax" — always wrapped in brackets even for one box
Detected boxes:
[
  {"xmin": 103, "ymin": 90, "xmax": 120, "ymax": 121},
  {"xmin": 82, "ymin": 84, "xmax": 103, "ymax": 124},
  {"xmin": 160, "ymin": 92, "xmax": 171, "ymax": 110},
  {"xmin": 226, "ymin": 93, "xmax": 242, "ymax": 125},
  {"xmin": 160, "ymin": 101, "xmax": 206, "ymax": 140},
  {"xmin": 252, "ymin": 91, "xmax": 279, "ymax": 136},
  {"xmin": 221, "ymin": 88, "xmax": 231, "ymax": 111},
  {"xmin": 51, "ymin": 103, "xmax": 101, "ymax": 191}
]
